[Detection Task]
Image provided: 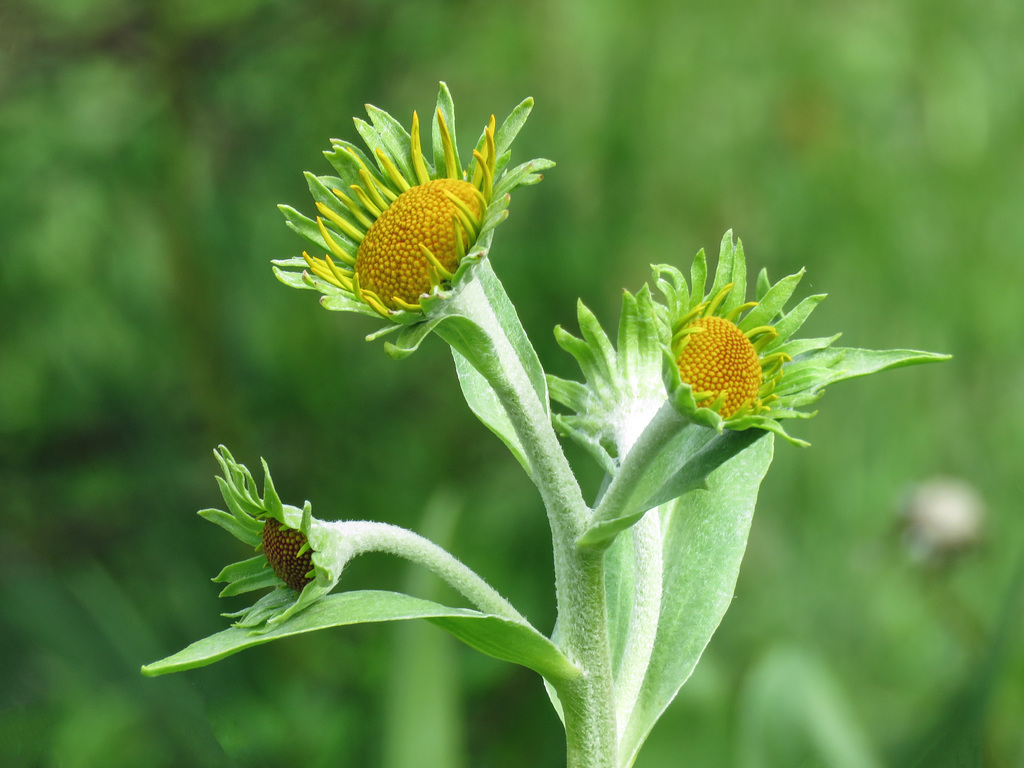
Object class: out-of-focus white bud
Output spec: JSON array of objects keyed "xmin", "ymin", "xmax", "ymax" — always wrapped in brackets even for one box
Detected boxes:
[{"xmin": 900, "ymin": 477, "xmax": 985, "ymax": 562}]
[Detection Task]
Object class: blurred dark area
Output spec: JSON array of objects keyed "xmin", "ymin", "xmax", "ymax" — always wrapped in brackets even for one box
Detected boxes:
[{"xmin": 1, "ymin": 0, "xmax": 1022, "ymax": 766}]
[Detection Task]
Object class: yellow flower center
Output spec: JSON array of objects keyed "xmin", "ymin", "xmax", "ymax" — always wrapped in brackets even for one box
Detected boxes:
[
  {"xmin": 676, "ymin": 316, "xmax": 763, "ymax": 417},
  {"xmin": 355, "ymin": 178, "xmax": 483, "ymax": 309}
]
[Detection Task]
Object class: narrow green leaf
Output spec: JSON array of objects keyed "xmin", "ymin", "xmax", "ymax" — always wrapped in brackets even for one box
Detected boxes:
[
  {"xmin": 764, "ymin": 293, "xmax": 827, "ymax": 351},
  {"xmin": 772, "ymin": 334, "xmax": 842, "ymax": 360},
  {"xmin": 432, "ymin": 82, "xmax": 461, "ymax": 177},
  {"xmin": 576, "ymin": 301, "xmax": 617, "ymax": 386},
  {"xmin": 214, "ymin": 475, "xmax": 263, "ymax": 524},
  {"xmin": 493, "ymin": 158, "xmax": 555, "ymax": 200},
  {"xmin": 579, "ymin": 426, "xmax": 765, "ymax": 548},
  {"xmin": 212, "ymin": 555, "xmax": 267, "ymax": 584},
  {"xmin": 217, "ymin": 570, "xmax": 281, "ymax": 597},
  {"xmin": 706, "ymin": 231, "xmax": 745, "ymax": 312},
  {"xmin": 494, "ymin": 97, "xmax": 534, "ymax": 160},
  {"xmin": 384, "ymin": 317, "xmax": 445, "ymax": 359},
  {"xmin": 198, "ymin": 508, "xmax": 261, "ymax": 547},
  {"xmin": 547, "ymin": 376, "xmax": 591, "ymax": 414},
  {"xmin": 617, "ymin": 287, "xmax": 662, "ymax": 389},
  {"xmin": 278, "ymin": 204, "xmax": 327, "ymax": 251},
  {"xmin": 432, "ymin": 259, "xmax": 549, "ymax": 418},
  {"xmin": 452, "ymin": 347, "xmax": 532, "ymax": 478},
  {"xmin": 755, "ymin": 267, "xmax": 771, "ymax": 300},
  {"xmin": 319, "ymin": 287, "xmax": 386, "ymax": 318},
  {"xmin": 618, "ymin": 434, "xmax": 774, "ymax": 767},
  {"xmin": 740, "ymin": 269, "xmax": 805, "ymax": 331},
  {"xmin": 653, "ymin": 263, "xmax": 690, "ymax": 317},
  {"xmin": 816, "ymin": 347, "xmax": 952, "ymax": 383},
  {"xmin": 364, "ymin": 106, "xmax": 422, "ymax": 180},
  {"xmin": 551, "ymin": 412, "xmax": 618, "ymax": 475},
  {"xmin": 354, "ymin": 117, "xmax": 409, "ymax": 187},
  {"xmin": 323, "ymin": 140, "xmax": 378, "ymax": 191},
  {"xmin": 690, "ymin": 248, "xmax": 708, "ymax": 304},
  {"xmin": 142, "ymin": 590, "xmax": 579, "ymax": 683}
]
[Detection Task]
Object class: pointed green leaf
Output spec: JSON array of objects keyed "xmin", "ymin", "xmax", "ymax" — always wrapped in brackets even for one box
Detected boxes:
[
  {"xmin": 198, "ymin": 508, "xmax": 262, "ymax": 547},
  {"xmin": 617, "ymin": 287, "xmax": 662, "ymax": 388},
  {"xmin": 815, "ymin": 347, "xmax": 952, "ymax": 383},
  {"xmin": 493, "ymin": 158, "xmax": 555, "ymax": 200},
  {"xmin": 364, "ymin": 106, "xmax": 422, "ymax": 180},
  {"xmin": 690, "ymin": 249, "xmax": 708, "ymax": 306},
  {"xmin": 323, "ymin": 140, "xmax": 378, "ymax": 192},
  {"xmin": 212, "ymin": 555, "xmax": 267, "ymax": 585},
  {"xmin": 755, "ymin": 267, "xmax": 771, "ymax": 301},
  {"xmin": 740, "ymin": 269, "xmax": 805, "ymax": 331},
  {"xmin": 217, "ymin": 569, "xmax": 281, "ymax": 597},
  {"xmin": 452, "ymin": 347, "xmax": 532, "ymax": 478},
  {"xmin": 710, "ymin": 232, "xmax": 747, "ymax": 316},
  {"xmin": 278, "ymin": 204, "xmax": 328, "ymax": 252},
  {"xmin": 617, "ymin": 434, "xmax": 774, "ymax": 767},
  {"xmin": 579, "ymin": 422, "xmax": 765, "ymax": 548},
  {"xmin": 494, "ymin": 97, "xmax": 534, "ymax": 160},
  {"xmin": 764, "ymin": 293, "xmax": 827, "ymax": 351},
  {"xmin": 432, "ymin": 81, "xmax": 461, "ymax": 177},
  {"xmin": 142, "ymin": 590, "xmax": 579, "ymax": 683}
]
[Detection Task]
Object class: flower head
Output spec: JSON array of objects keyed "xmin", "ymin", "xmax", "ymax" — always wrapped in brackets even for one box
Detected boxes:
[
  {"xmin": 275, "ymin": 83, "xmax": 552, "ymax": 328},
  {"xmin": 550, "ymin": 231, "xmax": 949, "ymax": 465},
  {"xmin": 670, "ymin": 283, "xmax": 789, "ymax": 419},
  {"xmin": 656, "ymin": 232, "xmax": 825, "ymax": 443},
  {"xmin": 199, "ymin": 447, "xmax": 337, "ymax": 630}
]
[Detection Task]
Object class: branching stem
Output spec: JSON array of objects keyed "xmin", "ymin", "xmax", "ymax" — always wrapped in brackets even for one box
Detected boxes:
[{"xmin": 434, "ymin": 260, "xmax": 618, "ymax": 768}]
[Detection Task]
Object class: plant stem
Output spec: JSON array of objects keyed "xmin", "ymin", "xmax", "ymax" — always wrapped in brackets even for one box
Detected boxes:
[
  {"xmin": 316, "ymin": 519, "xmax": 529, "ymax": 623},
  {"xmin": 434, "ymin": 260, "xmax": 617, "ymax": 767}
]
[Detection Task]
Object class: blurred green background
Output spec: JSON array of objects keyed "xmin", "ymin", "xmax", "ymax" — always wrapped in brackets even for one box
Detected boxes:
[{"xmin": 2, "ymin": 0, "xmax": 1022, "ymax": 765}]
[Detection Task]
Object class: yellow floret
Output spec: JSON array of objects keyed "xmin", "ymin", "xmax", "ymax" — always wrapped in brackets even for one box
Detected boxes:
[
  {"xmin": 355, "ymin": 178, "xmax": 483, "ymax": 309},
  {"xmin": 676, "ymin": 316, "xmax": 763, "ymax": 417}
]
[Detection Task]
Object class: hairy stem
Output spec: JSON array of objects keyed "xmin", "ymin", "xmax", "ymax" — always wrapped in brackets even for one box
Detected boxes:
[
  {"xmin": 314, "ymin": 519, "xmax": 528, "ymax": 624},
  {"xmin": 434, "ymin": 259, "xmax": 617, "ymax": 767}
]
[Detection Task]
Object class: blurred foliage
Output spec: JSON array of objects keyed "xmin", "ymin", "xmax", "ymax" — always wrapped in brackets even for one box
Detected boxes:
[{"xmin": 1, "ymin": 0, "xmax": 1022, "ymax": 765}]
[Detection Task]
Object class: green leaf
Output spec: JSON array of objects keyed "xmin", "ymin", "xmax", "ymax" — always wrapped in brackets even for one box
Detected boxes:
[
  {"xmin": 690, "ymin": 248, "xmax": 707, "ymax": 305},
  {"xmin": 763, "ymin": 293, "xmax": 827, "ymax": 353},
  {"xmin": 362, "ymin": 106, "xmax": 420, "ymax": 181},
  {"xmin": 432, "ymin": 259, "xmax": 549, "ymax": 422},
  {"xmin": 278, "ymin": 203, "xmax": 327, "ymax": 252},
  {"xmin": 323, "ymin": 140, "xmax": 378, "ymax": 192},
  {"xmin": 452, "ymin": 347, "xmax": 532, "ymax": 478},
  {"xmin": 494, "ymin": 97, "xmax": 534, "ymax": 160},
  {"xmin": 739, "ymin": 269, "xmax": 805, "ymax": 331},
  {"xmin": 617, "ymin": 434, "xmax": 775, "ymax": 767},
  {"xmin": 493, "ymin": 158, "xmax": 555, "ymax": 200},
  {"xmin": 197, "ymin": 508, "xmax": 261, "ymax": 547},
  {"xmin": 432, "ymin": 81, "xmax": 461, "ymax": 177},
  {"xmin": 709, "ymin": 231, "xmax": 747, "ymax": 316},
  {"xmin": 579, "ymin": 421, "xmax": 765, "ymax": 548},
  {"xmin": 549, "ymin": 289, "xmax": 668, "ymax": 478},
  {"xmin": 141, "ymin": 589, "xmax": 579, "ymax": 683},
  {"xmin": 814, "ymin": 347, "xmax": 952, "ymax": 383}
]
